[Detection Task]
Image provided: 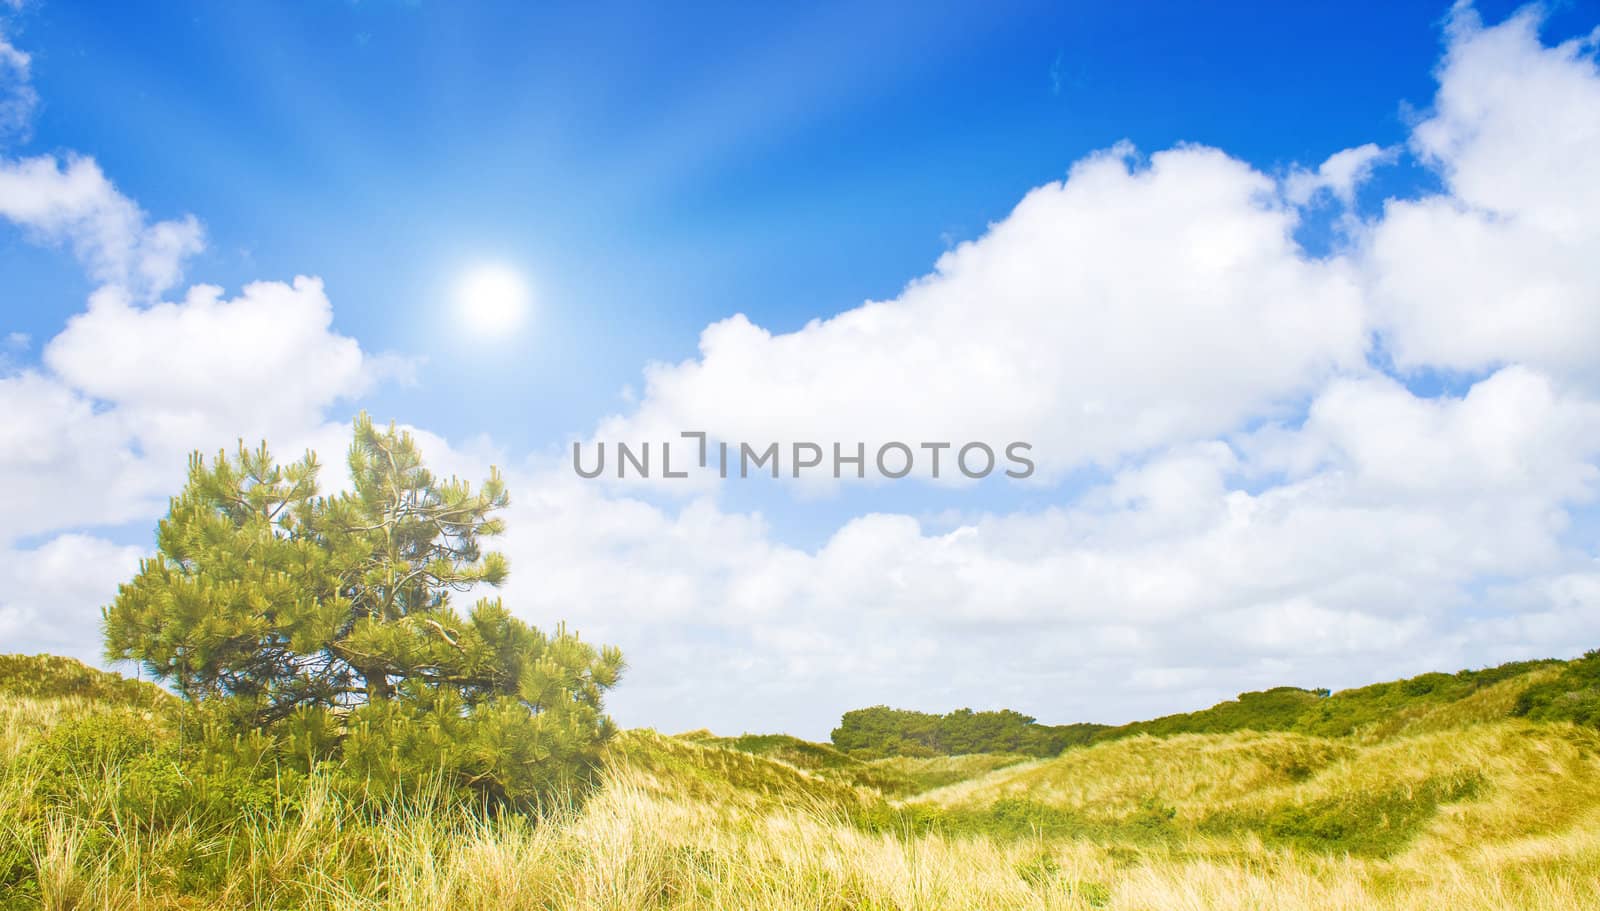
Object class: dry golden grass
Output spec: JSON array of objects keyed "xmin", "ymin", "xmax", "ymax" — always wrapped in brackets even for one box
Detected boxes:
[
  {"xmin": 5, "ymin": 693, "xmax": 1600, "ymax": 909},
  {"xmin": 1352, "ymin": 665, "xmax": 1569, "ymax": 743},
  {"xmin": 914, "ymin": 730, "xmax": 1354, "ymax": 819}
]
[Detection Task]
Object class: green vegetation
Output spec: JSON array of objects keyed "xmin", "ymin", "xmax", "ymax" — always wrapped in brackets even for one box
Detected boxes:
[
  {"xmin": 100, "ymin": 415, "xmax": 622, "ymax": 811},
  {"xmin": 830, "ymin": 705, "xmax": 1108, "ymax": 757},
  {"xmin": 1092, "ymin": 686, "xmax": 1325, "ymax": 740},
  {"xmin": 681, "ymin": 731, "xmax": 1032, "ymax": 797},
  {"xmin": 1291, "ymin": 659, "xmax": 1562, "ymax": 739},
  {"xmin": 1200, "ymin": 771, "xmax": 1486, "ymax": 857},
  {"xmin": 824, "ymin": 659, "xmax": 1568, "ymax": 770},
  {"xmin": 864, "ymin": 752, "xmax": 1033, "ymax": 794},
  {"xmin": 1082, "ymin": 658, "xmax": 1564, "ymax": 744},
  {"xmin": 1515, "ymin": 649, "xmax": 1600, "ymax": 727},
  {"xmin": 5, "ymin": 651, "xmax": 1600, "ymax": 908},
  {"xmin": 680, "ymin": 731, "xmax": 922, "ymax": 795},
  {"xmin": 0, "ymin": 653, "xmax": 171, "ymax": 709},
  {"xmin": 681, "ymin": 731, "xmax": 863, "ymax": 772}
]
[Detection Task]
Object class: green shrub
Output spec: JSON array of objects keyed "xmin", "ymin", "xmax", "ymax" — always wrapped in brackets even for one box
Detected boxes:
[
  {"xmin": 831, "ymin": 705, "xmax": 1107, "ymax": 758},
  {"xmin": 102, "ymin": 420, "xmax": 625, "ymax": 818},
  {"xmin": 1513, "ymin": 650, "xmax": 1600, "ymax": 727},
  {"xmin": 1086, "ymin": 658, "xmax": 1563, "ymax": 744},
  {"xmin": 1201, "ymin": 772, "xmax": 1486, "ymax": 857},
  {"xmin": 1015, "ymin": 851, "xmax": 1060, "ymax": 887},
  {"xmin": 1095, "ymin": 687, "xmax": 1321, "ymax": 742},
  {"xmin": 338, "ymin": 685, "xmax": 609, "ymax": 810},
  {"xmin": 1070, "ymin": 880, "xmax": 1113, "ymax": 907},
  {"xmin": 24, "ymin": 704, "xmax": 302, "ymax": 828},
  {"xmin": 867, "ymin": 797, "xmax": 1181, "ymax": 843},
  {"xmin": 1294, "ymin": 660, "xmax": 1559, "ymax": 738}
]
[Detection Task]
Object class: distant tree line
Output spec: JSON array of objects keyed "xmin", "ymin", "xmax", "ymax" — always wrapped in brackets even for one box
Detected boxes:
[
  {"xmin": 1098, "ymin": 686, "xmax": 1327, "ymax": 740},
  {"xmin": 834, "ymin": 656, "xmax": 1586, "ymax": 760},
  {"xmin": 830, "ymin": 706, "xmax": 1107, "ymax": 758}
]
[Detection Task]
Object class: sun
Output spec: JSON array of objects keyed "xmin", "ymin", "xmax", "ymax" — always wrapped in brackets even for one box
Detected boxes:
[{"xmin": 454, "ymin": 264, "xmax": 531, "ymax": 335}]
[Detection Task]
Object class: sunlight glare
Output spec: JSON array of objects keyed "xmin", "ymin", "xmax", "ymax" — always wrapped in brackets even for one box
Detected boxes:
[{"xmin": 455, "ymin": 264, "xmax": 531, "ymax": 335}]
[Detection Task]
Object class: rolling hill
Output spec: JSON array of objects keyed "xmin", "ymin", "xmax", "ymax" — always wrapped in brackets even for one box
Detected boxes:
[{"xmin": 3, "ymin": 651, "xmax": 1600, "ymax": 909}]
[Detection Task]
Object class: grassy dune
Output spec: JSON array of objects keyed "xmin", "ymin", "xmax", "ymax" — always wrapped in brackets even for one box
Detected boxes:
[{"xmin": 4, "ymin": 656, "xmax": 1600, "ymax": 909}]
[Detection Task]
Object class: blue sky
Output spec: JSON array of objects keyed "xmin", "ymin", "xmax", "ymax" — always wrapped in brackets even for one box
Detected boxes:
[
  {"xmin": 6, "ymin": 2, "xmax": 1600, "ymax": 736},
  {"xmin": 9, "ymin": 0, "xmax": 1582, "ymax": 448}
]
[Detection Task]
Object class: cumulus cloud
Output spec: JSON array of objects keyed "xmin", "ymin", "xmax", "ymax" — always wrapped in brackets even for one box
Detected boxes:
[
  {"xmin": 1366, "ymin": 6, "xmax": 1600, "ymax": 385},
  {"xmin": 603, "ymin": 142, "xmax": 1367, "ymax": 483},
  {"xmin": 0, "ymin": 155, "xmax": 204, "ymax": 297},
  {"xmin": 0, "ymin": 281, "xmax": 400, "ymax": 654},
  {"xmin": 0, "ymin": 272, "xmax": 407, "ymax": 544},
  {"xmin": 0, "ymin": 99, "xmax": 409, "ymax": 649},
  {"xmin": 0, "ymin": 25, "xmax": 410, "ymax": 644},
  {"xmin": 46, "ymin": 278, "xmax": 378, "ymax": 442},
  {"xmin": 0, "ymin": 534, "xmax": 144, "ymax": 664},
  {"xmin": 0, "ymin": 371, "xmax": 156, "ymax": 537},
  {"xmin": 1283, "ymin": 143, "xmax": 1395, "ymax": 207},
  {"xmin": 482, "ymin": 367, "xmax": 1600, "ymax": 736}
]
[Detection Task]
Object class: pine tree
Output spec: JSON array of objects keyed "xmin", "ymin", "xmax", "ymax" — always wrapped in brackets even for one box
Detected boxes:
[{"xmin": 103, "ymin": 414, "xmax": 623, "ymax": 806}]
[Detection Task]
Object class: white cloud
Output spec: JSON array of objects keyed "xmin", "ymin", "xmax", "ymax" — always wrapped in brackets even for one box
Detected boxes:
[
  {"xmin": 46, "ymin": 278, "xmax": 378, "ymax": 443},
  {"xmin": 1366, "ymin": 6, "xmax": 1600, "ymax": 385},
  {"xmin": 0, "ymin": 370, "xmax": 160, "ymax": 537},
  {"xmin": 1246, "ymin": 367, "xmax": 1600, "ymax": 504},
  {"xmin": 602, "ymin": 142, "xmax": 1367, "ymax": 483},
  {"xmin": 487, "ymin": 368, "xmax": 1600, "ymax": 736},
  {"xmin": 0, "ymin": 27, "xmax": 407, "ymax": 543},
  {"xmin": 0, "ymin": 534, "xmax": 144, "ymax": 664},
  {"xmin": 0, "ymin": 274, "xmax": 404, "ymax": 542},
  {"xmin": 1283, "ymin": 142, "xmax": 1394, "ymax": 206},
  {"xmin": 0, "ymin": 31, "xmax": 36, "ymax": 144},
  {"xmin": 0, "ymin": 155, "xmax": 204, "ymax": 297}
]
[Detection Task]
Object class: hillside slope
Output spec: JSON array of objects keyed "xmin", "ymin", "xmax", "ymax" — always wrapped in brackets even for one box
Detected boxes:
[
  {"xmin": 5, "ymin": 652, "xmax": 1600, "ymax": 909},
  {"xmin": 911, "ymin": 722, "xmax": 1600, "ymax": 856},
  {"xmin": 0, "ymin": 653, "xmax": 172, "ymax": 709},
  {"xmin": 817, "ymin": 657, "xmax": 1579, "ymax": 760},
  {"xmin": 1087, "ymin": 659, "xmax": 1567, "ymax": 744}
]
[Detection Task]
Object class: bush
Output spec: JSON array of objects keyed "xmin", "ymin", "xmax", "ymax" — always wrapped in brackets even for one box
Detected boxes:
[
  {"xmin": 831, "ymin": 705, "xmax": 1106, "ymax": 758},
  {"xmin": 24, "ymin": 704, "xmax": 301, "ymax": 828},
  {"xmin": 1095, "ymin": 687, "xmax": 1322, "ymax": 741},
  {"xmin": 1201, "ymin": 772, "xmax": 1486, "ymax": 857},
  {"xmin": 338, "ymin": 685, "xmax": 611, "ymax": 810},
  {"xmin": 1086, "ymin": 658, "xmax": 1565, "ymax": 744},
  {"xmin": 1513, "ymin": 650, "xmax": 1600, "ymax": 727}
]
